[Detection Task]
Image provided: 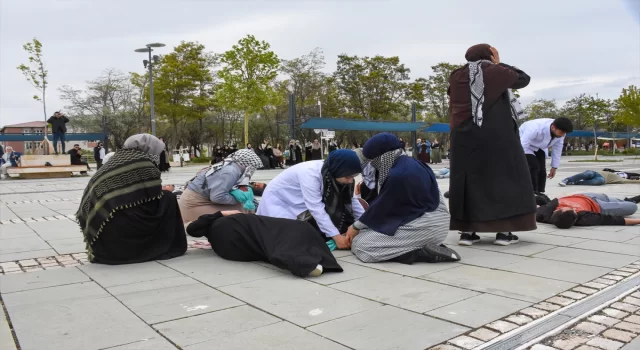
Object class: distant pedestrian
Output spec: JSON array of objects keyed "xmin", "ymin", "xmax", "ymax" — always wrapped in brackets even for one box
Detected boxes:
[
  {"xmin": 47, "ymin": 111, "xmax": 69, "ymax": 154},
  {"xmin": 94, "ymin": 141, "xmax": 105, "ymax": 169}
]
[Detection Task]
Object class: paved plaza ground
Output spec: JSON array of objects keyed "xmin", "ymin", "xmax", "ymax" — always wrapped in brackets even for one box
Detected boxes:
[{"xmin": 0, "ymin": 156, "xmax": 639, "ymax": 350}]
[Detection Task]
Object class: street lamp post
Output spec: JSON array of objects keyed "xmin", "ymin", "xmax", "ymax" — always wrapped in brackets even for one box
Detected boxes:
[{"xmin": 135, "ymin": 43, "xmax": 165, "ymax": 136}]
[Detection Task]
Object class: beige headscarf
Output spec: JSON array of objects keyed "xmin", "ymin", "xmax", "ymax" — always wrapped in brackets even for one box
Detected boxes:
[{"xmin": 123, "ymin": 134, "xmax": 166, "ymax": 160}]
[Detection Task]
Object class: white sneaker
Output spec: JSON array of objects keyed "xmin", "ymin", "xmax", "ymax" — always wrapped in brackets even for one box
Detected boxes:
[{"xmin": 308, "ymin": 264, "xmax": 323, "ymax": 277}]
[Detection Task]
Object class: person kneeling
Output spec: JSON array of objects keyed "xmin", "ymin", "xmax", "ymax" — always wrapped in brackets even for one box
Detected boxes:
[
  {"xmin": 186, "ymin": 210, "xmax": 343, "ymax": 277},
  {"xmin": 537, "ymin": 193, "xmax": 640, "ymax": 229},
  {"xmin": 76, "ymin": 134, "xmax": 187, "ymax": 264},
  {"xmin": 347, "ymin": 133, "xmax": 460, "ymax": 264}
]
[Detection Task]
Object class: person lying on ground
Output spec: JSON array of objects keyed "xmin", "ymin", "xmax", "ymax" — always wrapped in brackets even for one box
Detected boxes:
[
  {"xmin": 347, "ymin": 133, "xmax": 460, "ymax": 264},
  {"xmin": 601, "ymin": 168, "xmax": 640, "ymax": 180},
  {"xmin": 537, "ymin": 193, "xmax": 640, "ymax": 229},
  {"xmin": 560, "ymin": 170, "xmax": 640, "ymax": 187},
  {"xmin": 179, "ymin": 149, "xmax": 263, "ymax": 222},
  {"xmin": 256, "ymin": 149, "xmax": 365, "ymax": 250},
  {"xmin": 76, "ymin": 134, "xmax": 187, "ymax": 264},
  {"xmin": 186, "ymin": 210, "xmax": 343, "ymax": 277}
]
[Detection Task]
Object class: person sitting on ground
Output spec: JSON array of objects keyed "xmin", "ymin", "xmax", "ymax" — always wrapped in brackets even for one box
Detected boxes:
[
  {"xmin": 257, "ymin": 149, "xmax": 365, "ymax": 250},
  {"xmin": 0, "ymin": 146, "xmax": 20, "ymax": 180},
  {"xmin": 179, "ymin": 149, "xmax": 263, "ymax": 222},
  {"xmin": 76, "ymin": 134, "xmax": 187, "ymax": 264},
  {"xmin": 346, "ymin": 133, "xmax": 460, "ymax": 264},
  {"xmin": 186, "ymin": 210, "xmax": 344, "ymax": 277},
  {"xmin": 537, "ymin": 193, "xmax": 640, "ymax": 229},
  {"xmin": 559, "ymin": 170, "xmax": 640, "ymax": 187},
  {"xmin": 68, "ymin": 144, "xmax": 90, "ymax": 173}
]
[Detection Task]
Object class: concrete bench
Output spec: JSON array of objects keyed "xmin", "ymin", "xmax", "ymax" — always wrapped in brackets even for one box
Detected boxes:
[{"xmin": 7, "ymin": 155, "xmax": 88, "ymax": 179}]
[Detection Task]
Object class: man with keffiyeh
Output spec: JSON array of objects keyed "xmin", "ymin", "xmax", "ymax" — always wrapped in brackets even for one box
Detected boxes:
[{"xmin": 448, "ymin": 44, "xmax": 537, "ymax": 247}]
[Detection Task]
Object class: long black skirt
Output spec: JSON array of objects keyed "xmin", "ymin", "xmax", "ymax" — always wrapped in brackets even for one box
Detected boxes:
[
  {"xmin": 186, "ymin": 212, "xmax": 343, "ymax": 277},
  {"xmin": 90, "ymin": 191, "xmax": 187, "ymax": 264},
  {"xmin": 159, "ymin": 151, "xmax": 171, "ymax": 172}
]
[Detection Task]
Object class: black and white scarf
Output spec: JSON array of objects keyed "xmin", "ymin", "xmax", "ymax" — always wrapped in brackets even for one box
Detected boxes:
[
  {"xmin": 203, "ymin": 149, "xmax": 263, "ymax": 188},
  {"xmin": 469, "ymin": 60, "xmax": 526, "ymax": 127},
  {"xmin": 369, "ymin": 148, "xmax": 403, "ymax": 194}
]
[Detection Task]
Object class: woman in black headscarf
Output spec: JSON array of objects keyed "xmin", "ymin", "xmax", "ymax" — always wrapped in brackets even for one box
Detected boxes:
[
  {"xmin": 448, "ymin": 44, "xmax": 536, "ymax": 246},
  {"xmin": 186, "ymin": 210, "xmax": 343, "ymax": 277}
]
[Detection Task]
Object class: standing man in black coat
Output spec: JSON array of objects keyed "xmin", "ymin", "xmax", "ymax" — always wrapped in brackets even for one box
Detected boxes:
[
  {"xmin": 47, "ymin": 111, "xmax": 70, "ymax": 154},
  {"xmin": 93, "ymin": 142, "xmax": 105, "ymax": 169}
]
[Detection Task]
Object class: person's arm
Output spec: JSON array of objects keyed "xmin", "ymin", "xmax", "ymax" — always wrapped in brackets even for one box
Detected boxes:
[
  {"xmin": 550, "ymin": 137, "xmax": 564, "ymax": 169},
  {"xmin": 536, "ymin": 199, "xmax": 558, "ymax": 223},
  {"xmin": 63, "ymin": 116, "xmax": 70, "ymax": 123},
  {"xmin": 206, "ymin": 167, "xmax": 240, "ymax": 205},
  {"xmin": 351, "ymin": 194, "xmax": 365, "ymax": 220},
  {"xmin": 575, "ymin": 211, "xmax": 626, "ymax": 226},
  {"xmin": 499, "ymin": 63, "xmax": 530, "ymax": 89},
  {"xmin": 299, "ymin": 169, "xmax": 340, "ymax": 237},
  {"xmin": 46, "ymin": 116, "xmax": 55, "ymax": 123}
]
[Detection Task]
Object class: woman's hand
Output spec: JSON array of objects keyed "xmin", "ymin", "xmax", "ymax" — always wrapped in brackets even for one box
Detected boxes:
[
  {"xmin": 345, "ymin": 225, "xmax": 360, "ymax": 241},
  {"xmin": 221, "ymin": 210, "xmax": 241, "ymax": 216},
  {"xmin": 490, "ymin": 46, "xmax": 500, "ymax": 64},
  {"xmin": 332, "ymin": 234, "xmax": 351, "ymax": 250}
]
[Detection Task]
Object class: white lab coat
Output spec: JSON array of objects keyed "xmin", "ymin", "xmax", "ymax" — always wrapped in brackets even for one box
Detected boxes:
[{"xmin": 519, "ymin": 118, "xmax": 565, "ymax": 169}]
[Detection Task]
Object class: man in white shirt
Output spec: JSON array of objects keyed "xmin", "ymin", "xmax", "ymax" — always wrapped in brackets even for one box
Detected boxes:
[{"xmin": 519, "ymin": 117, "xmax": 573, "ymax": 193}]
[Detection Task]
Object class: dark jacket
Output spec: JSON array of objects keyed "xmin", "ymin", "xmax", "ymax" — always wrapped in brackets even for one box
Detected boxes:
[
  {"xmin": 47, "ymin": 115, "xmax": 70, "ymax": 133},
  {"xmin": 93, "ymin": 146, "xmax": 102, "ymax": 162},
  {"xmin": 536, "ymin": 198, "xmax": 625, "ymax": 226},
  {"xmin": 68, "ymin": 149, "xmax": 83, "ymax": 165}
]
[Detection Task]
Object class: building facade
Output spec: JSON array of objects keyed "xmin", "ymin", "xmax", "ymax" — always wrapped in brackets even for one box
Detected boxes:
[{"xmin": 0, "ymin": 121, "xmax": 93, "ymax": 154}]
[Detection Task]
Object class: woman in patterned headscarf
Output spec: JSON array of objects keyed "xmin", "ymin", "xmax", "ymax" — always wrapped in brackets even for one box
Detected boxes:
[
  {"xmin": 179, "ymin": 149, "xmax": 264, "ymax": 222},
  {"xmin": 347, "ymin": 133, "xmax": 460, "ymax": 264},
  {"xmin": 76, "ymin": 134, "xmax": 187, "ymax": 265}
]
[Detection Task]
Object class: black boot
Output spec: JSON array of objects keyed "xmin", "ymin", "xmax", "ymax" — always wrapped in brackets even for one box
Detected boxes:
[
  {"xmin": 415, "ymin": 244, "xmax": 461, "ymax": 263},
  {"xmin": 624, "ymin": 195, "xmax": 640, "ymax": 204}
]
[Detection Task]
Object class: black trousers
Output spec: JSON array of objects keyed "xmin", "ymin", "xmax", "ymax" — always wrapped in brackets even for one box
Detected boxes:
[{"xmin": 526, "ymin": 149, "xmax": 547, "ymax": 193}]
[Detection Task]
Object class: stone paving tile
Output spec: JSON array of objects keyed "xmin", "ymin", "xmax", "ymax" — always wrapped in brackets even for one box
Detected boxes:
[
  {"xmin": 534, "ymin": 247, "xmax": 638, "ymax": 268},
  {"xmin": 444, "ymin": 246, "xmax": 529, "ymax": 269},
  {"xmin": 0, "ymin": 303, "xmax": 17, "ymax": 350},
  {"xmin": 108, "ymin": 275, "xmax": 244, "ymax": 324},
  {"xmin": 309, "ymin": 305, "xmax": 468, "ymax": 350},
  {"xmin": 338, "ymin": 254, "xmax": 460, "ymax": 277},
  {"xmin": 26, "ymin": 219, "xmax": 82, "ymax": 240},
  {"xmin": 0, "ymin": 236, "xmax": 51, "ymax": 255},
  {"xmin": 154, "ymin": 305, "xmax": 281, "ymax": 347},
  {"xmin": 2, "ymin": 282, "xmax": 159, "ymax": 350},
  {"xmin": 447, "ymin": 335, "xmax": 483, "ymax": 349},
  {"xmin": 621, "ymin": 336, "xmax": 640, "ymax": 349},
  {"xmin": 159, "ymin": 251, "xmax": 283, "ymax": 287},
  {"xmin": 422, "ymin": 265, "xmax": 576, "ymax": 303},
  {"xmin": 0, "ymin": 248, "xmax": 58, "ymax": 263},
  {"xmin": 515, "ymin": 232, "xmax": 590, "ymax": 246},
  {"xmin": 546, "ymin": 228, "xmax": 639, "ymax": 243},
  {"xmin": 220, "ymin": 275, "xmax": 381, "ymax": 327},
  {"xmin": 466, "ymin": 241, "xmax": 558, "ymax": 256},
  {"xmin": 188, "ymin": 321, "xmax": 350, "ymax": 350},
  {"xmin": 331, "ymin": 272, "xmax": 479, "ymax": 313},
  {"xmin": 46, "ymin": 237, "xmax": 85, "ymax": 255},
  {"xmin": 570, "ymin": 240, "xmax": 640, "ymax": 256},
  {"xmin": 469, "ymin": 327, "xmax": 500, "ymax": 341},
  {"xmin": 0, "ymin": 267, "xmax": 88, "ymax": 293},
  {"xmin": 426, "ymin": 293, "xmax": 530, "ymax": 328},
  {"xmin": 79, "ymin": 261, "xmax": 183, "ymax": 288},
  {"xmin": 587, "ymin": 336, "xmax": 625, "ymax": 349},
  {"xmin": 102, "ymin": 337, "xmax": 177, "ymax": 350},
  {"xmin": 499, "ymin": 257, "xmax": 613, "ymax": 284},
  {"xmin": 0, "ymin": 224, "xmax": 37, "ymax": 240}
]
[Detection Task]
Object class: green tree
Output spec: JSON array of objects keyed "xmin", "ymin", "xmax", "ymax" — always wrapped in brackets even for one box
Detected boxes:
[
  {"xmin": 333, "ymin": 54, "xmax": 411, "ymax": 121},
  {"xmin": 17, "ymin": 38, "xmax": 50, "ymax": 151},
  {"xmin": 216, "ymin": 35, "xmax": 280, "ymax": 146},
  {"xmin": 522, "ymin": 98, "xmax": 559, "ymax": 125},
  {"xmin": 563, "ymin": 94, "xmax": 613, "ymax": 159},
  {"xmin": 614, "ymin": 85, "xmax": 640, "ymax": 127},
  {"xmin": 413, "ymin": 62, "xmax": 463, "ymax": 122},
  {"xmin": 153, "ymin": 41, "xmax": 216, "ymax": 151}
]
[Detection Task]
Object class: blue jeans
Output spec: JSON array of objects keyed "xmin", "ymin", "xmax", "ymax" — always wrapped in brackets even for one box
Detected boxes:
[
  {"xmin": 564, "ymin": 170, "xmax": 605, "ymax": 186},
  {"xmin": 53, "ymin": 132, "xmax": 66, "ymax": 153},
  {"xmin": 584, "ymin": 193, "xmax": 638, "ymax": 216}
]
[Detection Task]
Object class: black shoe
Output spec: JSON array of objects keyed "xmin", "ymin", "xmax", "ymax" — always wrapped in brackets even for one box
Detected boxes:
[
  {"xmin": 459, "ymin": 232, "xmax": 480, "ymax": 246},
  {"xmin": 494, "ymin": 232, "xmax": 519, "ymax": 246},
  {"xmin": 443, "ymin": 191, "xmax": 450, "ymax": 198},
  {"xmin": 624, "ymin": 195, "xmax": 640, "ymax": 204},
  {"xmin": 416, "ymin": 244, "xmax": 461, "ymax": 263}
]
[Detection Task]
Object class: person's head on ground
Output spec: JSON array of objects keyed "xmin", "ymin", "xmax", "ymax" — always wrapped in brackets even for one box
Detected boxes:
[
  {"xmin": 551, "ymin": 117, "xmax": 574, "ymax": 138},
  {"xmin": 250, "ymin": 182, "xmax": 267, "ymax": 196},
  {"xmin": 550, "ymin": 208, "xmax": 578, "ymax": 229},
  {"xmin": 324, "ymin": 149, "xmax": 361, "ymax": 185},
  {"xmin": 123, "ymin": 134, "xmax": 166, "ymax": 158}
]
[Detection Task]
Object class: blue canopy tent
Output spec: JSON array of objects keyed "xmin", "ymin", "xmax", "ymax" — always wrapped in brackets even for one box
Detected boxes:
[
  {"xmin": 0, "ymin": 133, "xmax": 106, "ymax": 142},
  {"xmin": 300, "ymin": 118, "xmax": 426, "ymax": 132}
]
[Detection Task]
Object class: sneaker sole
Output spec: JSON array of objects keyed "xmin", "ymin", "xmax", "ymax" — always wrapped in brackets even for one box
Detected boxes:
[
  {"xmin": 494, "ymin": 239, "xmax": 519, "ymax": 246},
  {"xmin": 458, "ymin": 240, "xmax": 473, "ymax": 246}
]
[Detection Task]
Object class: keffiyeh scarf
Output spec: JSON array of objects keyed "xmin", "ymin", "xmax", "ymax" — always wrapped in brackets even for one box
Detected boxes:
[
  {"xmin": 370, "ymin": 148, "xmax": 404, "ymax": 194},
  {"xmin": 469, "ymin": 60, "xmax": 526, "ymax": 127},
  {"xmin": 76, "ymin": 149, "xmax": 163, "ymax": 246},
  {"xmin": 204, "ymin": 149, "xmax": 263, "ymax": 189}
]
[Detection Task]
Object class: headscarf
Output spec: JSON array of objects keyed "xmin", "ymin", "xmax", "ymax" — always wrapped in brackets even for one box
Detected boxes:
[
  {"xmin": 204, "ymin": 148, "xmax": 263, "ymax": 188},
  {"xmin": 76, "ymin": 134, "xmax": 164, "ymax": 253},
  {"xmin": 359, "ymin": 133, "xmax": 441, "ymax": 236},
  {"xmin": 312, "ymin": 140, "xmax": 321, "ymax": 150},
  {"xmin": 319, "ymin": 149, "xmax": 362, "ymax": 233},
  {"xmin": 354, "ymin": 148, "xmax": 376, "ymax": 190},
  {"xmin": 466, "ymin": 44, "xmax": 526, "ymax": 127}
]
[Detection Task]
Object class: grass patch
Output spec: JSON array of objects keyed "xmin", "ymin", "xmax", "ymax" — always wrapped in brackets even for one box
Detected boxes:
[{"xmin": 568, "ymin": 159, "xmax": 624, "ymax": 163}]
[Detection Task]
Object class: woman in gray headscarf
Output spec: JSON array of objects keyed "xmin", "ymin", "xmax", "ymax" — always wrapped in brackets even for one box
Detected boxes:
[{"xmin": 76, "ymin": 134, "xmax": 187, "ymax": 265}]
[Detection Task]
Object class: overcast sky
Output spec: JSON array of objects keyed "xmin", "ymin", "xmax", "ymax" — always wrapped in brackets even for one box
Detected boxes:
[{"xmin": 1, "ymin": 0, "xmax": 639, "ymax": 126}]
